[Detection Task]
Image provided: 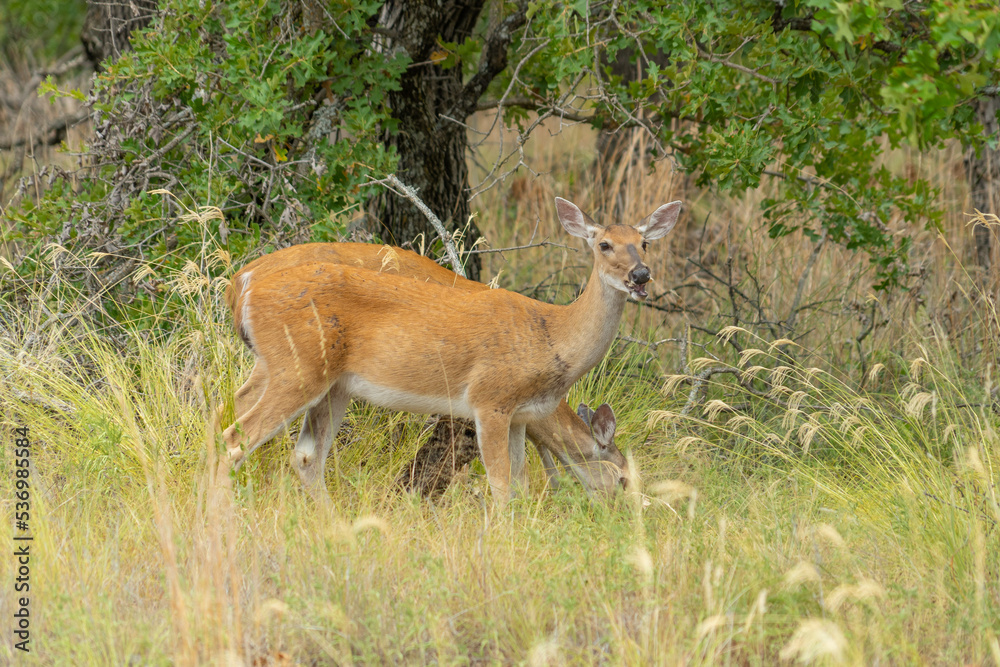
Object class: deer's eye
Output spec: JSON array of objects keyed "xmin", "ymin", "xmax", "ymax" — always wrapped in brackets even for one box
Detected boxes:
[
  {"xmin": 599, "ymin": 242, "xmax": 611, "ymax": 252},
  {"xmin": 641, "ymin": 241, "xmax": 648, "ymax": 252}
]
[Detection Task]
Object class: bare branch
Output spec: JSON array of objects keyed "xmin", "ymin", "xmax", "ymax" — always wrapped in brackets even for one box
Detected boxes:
[
  {"xmin": 474, "ymin": 97, "xmax": 595, "ymax": 124},
  {"xmin": 784, "ymin": 230, "xmax": 828, "ymax": 335},
  {"xmin": 463, "ymin": 239, "xmax": 578, "ymax": 256},
  {"xmin": 0, "ymin": 109, "xmax": 90, "ymax": 150},
  {"xmin": 681, "ymin": 367, "xmax": 738, "ymax": 416},
  {"xmin": 448, "ymin": 2, "xmax": 530, "ymax": 122},
  {"xmin": 696, "ymin": 42, "xmax": 779, "ymax": 88},
  {"xmin": 368, "ymin": 175, "xmax": 466, "ymax": 278}
]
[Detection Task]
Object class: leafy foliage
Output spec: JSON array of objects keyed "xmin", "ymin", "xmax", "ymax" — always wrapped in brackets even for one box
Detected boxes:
[
  {"xmin": 496, "ymin": 0, "xmax": 1000, "ymax": 288},
  {"xmin": 3, "ymin": 0, "xmax": 999, "ymax": 316},
  {"xmin": 4, "ymin": 0, "xmax": 405, "ymax": 321},
  {"xmin": 0, "ymin": 0, "xmax": 86, "ymax": 61}
]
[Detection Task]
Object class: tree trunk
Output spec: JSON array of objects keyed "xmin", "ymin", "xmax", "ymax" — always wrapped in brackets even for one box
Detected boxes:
[
  {"xmin": 966, "ymin": 94, "xmax": 999, "ymax": 279},
  {"xmin": 395, "ymin": 417, "xmax": 479, "ymax": 499},
  {"xmin": 80, "ymin": 0, "xmax": 159, "ymax": 70},
  {"xmin": 370, "ymin": 1, "xmax": 492, "ymax": 281}
]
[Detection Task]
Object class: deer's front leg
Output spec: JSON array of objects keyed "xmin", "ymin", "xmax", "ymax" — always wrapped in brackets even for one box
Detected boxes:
[
  {"xmin": 536, "ymin": 447, "xmax": 561, "ymax": 492},
  {"xmin": 474, "ymin": 409, "xmax": 513, "ymax": 504},
  {"xmin": 508, "ymin": 422, "xmax": 528, "ymax": 498}
]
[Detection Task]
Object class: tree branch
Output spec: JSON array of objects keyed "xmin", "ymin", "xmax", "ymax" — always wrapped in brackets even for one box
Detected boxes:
[
  {"xmin": 696, "ymin": 43, "xmax": 779, "ymax": 88},
  {"xmin": 462, "ymin": 239, "xmax": 577, "ymax": 256},
  {"xmin": 784, "ymin": 229, "xmax": 827, "ymax": 335},
  {"xmin": 770, "ymin": 4, "xmax": 815, "ymax": 33},
  {"xmin": 449, "ymin": 2, "xmax": 529, "ymax": 121},
  {"xmin": 474, "ymin": 97, "xmax": 595, "ymax": 124},
  {"xmin": 369, "ymin": 174, "xmax": 467, "ymax": 278},
  {"xmin": 0, "ymin": 109, "xmax": 90, "ymax": 150}
]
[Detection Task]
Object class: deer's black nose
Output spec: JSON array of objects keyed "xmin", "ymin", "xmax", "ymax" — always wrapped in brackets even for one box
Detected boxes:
[{"xmin": 629, "ymin": 266, "xmax": 650, "ymax": 285}]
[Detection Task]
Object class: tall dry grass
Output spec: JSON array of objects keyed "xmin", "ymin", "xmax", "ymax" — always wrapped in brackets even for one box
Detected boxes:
[{"xmin": 0, "ymin": 117, "xmax": 997, "ymax": 665}]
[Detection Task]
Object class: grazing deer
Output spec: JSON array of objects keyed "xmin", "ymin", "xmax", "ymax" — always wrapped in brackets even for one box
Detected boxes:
[
  {"xmin": 392, "ymin": 402, "xmax": 618, "ymax": 499},
  {"xmin": 223, "ymin": 197, "xmax": 681, "ymax": 503},
  {"xmin": 227, "ymin": 241, "xmax": 626, "ymax": 498}
]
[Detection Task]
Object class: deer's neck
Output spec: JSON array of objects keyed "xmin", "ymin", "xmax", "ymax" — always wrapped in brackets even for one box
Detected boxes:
[{"xmin": 556, "ymin": 266, "xmax": 627, "ymax": 376}]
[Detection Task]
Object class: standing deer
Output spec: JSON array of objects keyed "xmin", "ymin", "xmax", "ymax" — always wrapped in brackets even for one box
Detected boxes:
[
  {"xmin": 223, "ymin": 197, "xmax": 681, "ymax": 503},
  {"xmin": 227, "ymin": 241, "xmax": 626, "ymax": 498}
]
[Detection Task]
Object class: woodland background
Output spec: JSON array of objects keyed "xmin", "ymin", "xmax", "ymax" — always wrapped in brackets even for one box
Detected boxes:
[{"xmin": 1, "ymin": 1, "xmax": 998, "ymax": 664}]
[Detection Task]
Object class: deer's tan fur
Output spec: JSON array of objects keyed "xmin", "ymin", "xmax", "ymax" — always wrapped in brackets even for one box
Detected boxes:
[
  {"xmin": 227, "ymin": 241, "xmax": 629, "ymax": 498},
  {"xmin": 223, "ymin": 197, "xmax": 681, "ymax": 502}
]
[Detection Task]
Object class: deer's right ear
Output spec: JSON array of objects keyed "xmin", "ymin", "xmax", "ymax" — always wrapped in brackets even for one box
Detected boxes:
[
  {"xmin": 576, "ymin": 402, "xmax": 595, "ymax": 425},
  {"xmin": 556, "ymin": 198, "xmax": 601, "ymax": 241}
]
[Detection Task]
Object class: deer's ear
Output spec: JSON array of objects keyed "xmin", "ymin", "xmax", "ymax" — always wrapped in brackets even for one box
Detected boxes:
[
  {"xmin": 590, "ymin": 403, "xmax": 617, "ymax": 447},
  {"xmin": 636, "ymin": 201, "xmax": 682, "ymax": 240},
  {"xmin": 556, "ymin": 198, "xmax": 601, "ymax": 241},
  {"xmin": 576, "ymin": 402, "xmax": 595, "ymax": 425}
]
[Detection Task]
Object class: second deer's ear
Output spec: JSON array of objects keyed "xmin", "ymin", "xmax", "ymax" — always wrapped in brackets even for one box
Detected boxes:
[
  {"xmin": 556, "ymin": 197, "xmax": 601, "ymax": 241},
  {"xmin": 590, "ymin": 403, "xmax": 617, "ymax": 447},
  {"xmin": 636, "ymin": 201, "xmax": 682, "ymax": 240}
]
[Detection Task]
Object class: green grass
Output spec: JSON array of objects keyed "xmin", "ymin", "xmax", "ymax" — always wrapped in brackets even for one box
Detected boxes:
[{"xmin": 1, "ymin": 237, "xmax": 998, "ymax": 665}]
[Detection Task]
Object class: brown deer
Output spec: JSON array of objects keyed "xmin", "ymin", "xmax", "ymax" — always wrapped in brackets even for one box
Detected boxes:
[
  {"xmin": 223, "ymin": 197, "xmax": 680, "ymax": 503},
  {"xmin": 228, "ymin": 241, "xmax": 624, "ymax": 499}
]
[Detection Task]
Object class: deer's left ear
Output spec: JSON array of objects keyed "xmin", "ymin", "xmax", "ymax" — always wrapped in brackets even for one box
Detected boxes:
[
  {"xmin": 556, "ymin": 197, "xmax": 602, "ymax": 241},
  {"xmin": 590, "ymin": 403, "xmax": 617, "ymax": 447},
  {"xmin": 636, "ymin": 201, "xmax": 682, "ymax": 240}
]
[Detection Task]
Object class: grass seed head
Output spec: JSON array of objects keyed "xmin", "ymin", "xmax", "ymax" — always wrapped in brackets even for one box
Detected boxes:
[
  {"xmin": 377, "ymin": 245, "xmax": 401, "ymax": 272},
  {"xmin": 675, "ymin": 435, "xmax": 708, "ymax": 455},
  {"xmin": 904, "ymin": 391, "xmax": 935, "ymax": 419},
  {"xmin": 662, "ymin": 373, "xmax": 690, "ymax": 395},
  {"xmin": 695, "ymin": 614, "xmax": 728, "ymax": 642},
  {"xmin": 627, "ymin": 544, "xmax": 654, "ymax": 580},
  {"xmin": 647, "ymin": 409, "xmax": 679, "ymax": 429},
  {"xmin": 803, "ymin": 367, "xmax": 824, "ymax": 383},
  {"xmin": 797, "ymin": 421, "xmax": 821, "ymax": 453},
  {"xmin": 815, "ymin": 524, "xmax": 846, "ymax": 550},
  {"xmin": 826, "ymin": 579, "xmax": 885, "ymax": 612},
  {"xmin": 649, "ymin": 479, "xmax": 696, "ymax": 505},
  {"xmin": 783, "ymin": 561, "xmax": 822, "ymax": 588},
  {"xmin": 738, "ymin": 348, "xmax": 765, "ymax": 367},
  {"xmin": 868, "ymin": 363, "xmax": 886, "ymax": 385},
  {"xmin": 781, "ymin": 407, "xmax": 803, "ymax": 431},
  {"xmin": 353, "ymin": 516, "xmax": 390, "ymax": 535},
  {"xmin": 740, "ymin": 365, "xmax": 768, "ymax": 384},
  {"xmin": 726, "ymin": 414, "xmax": 755, "ymax": 430},
  {"xmin": 769, "ymin": 338, "xmax": 796, "ymax": 351},
  {"xmin": 787, "ymin": 390, "xmax": 809, "ymax": 412},
  {"xmin": 717, "ymin": 325, "xmax": 751, "ymax": 346},
  {"xmin": 779, "ymin": 619, "xmax": 848, "ymax": 664},
  {"xmin": 691, "ymin": 356, "xmax": 723, "ymax": 372},
  {"xmin": 527, "ymin": 637, "xmax": 561, "ymax": 667},
  {"xmin": 704, "ymin": 399, "xmax": 732, "ymax": 421},
  {"xmin": 909, "ymin": 356, "xmax": 930, "ymax": 381}
]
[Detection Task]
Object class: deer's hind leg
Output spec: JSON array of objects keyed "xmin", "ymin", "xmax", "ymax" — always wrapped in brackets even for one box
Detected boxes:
[
  {"xmin": 292, "ymin": 382, "xmax": 350, "ymax": 502},
  {"xmin": 223, "ymin": 364, "xmax": 328, "ymax": 469},
  {"xmin": 233, "ymin": 361, "xmax": 268, "ymax": 417}
]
